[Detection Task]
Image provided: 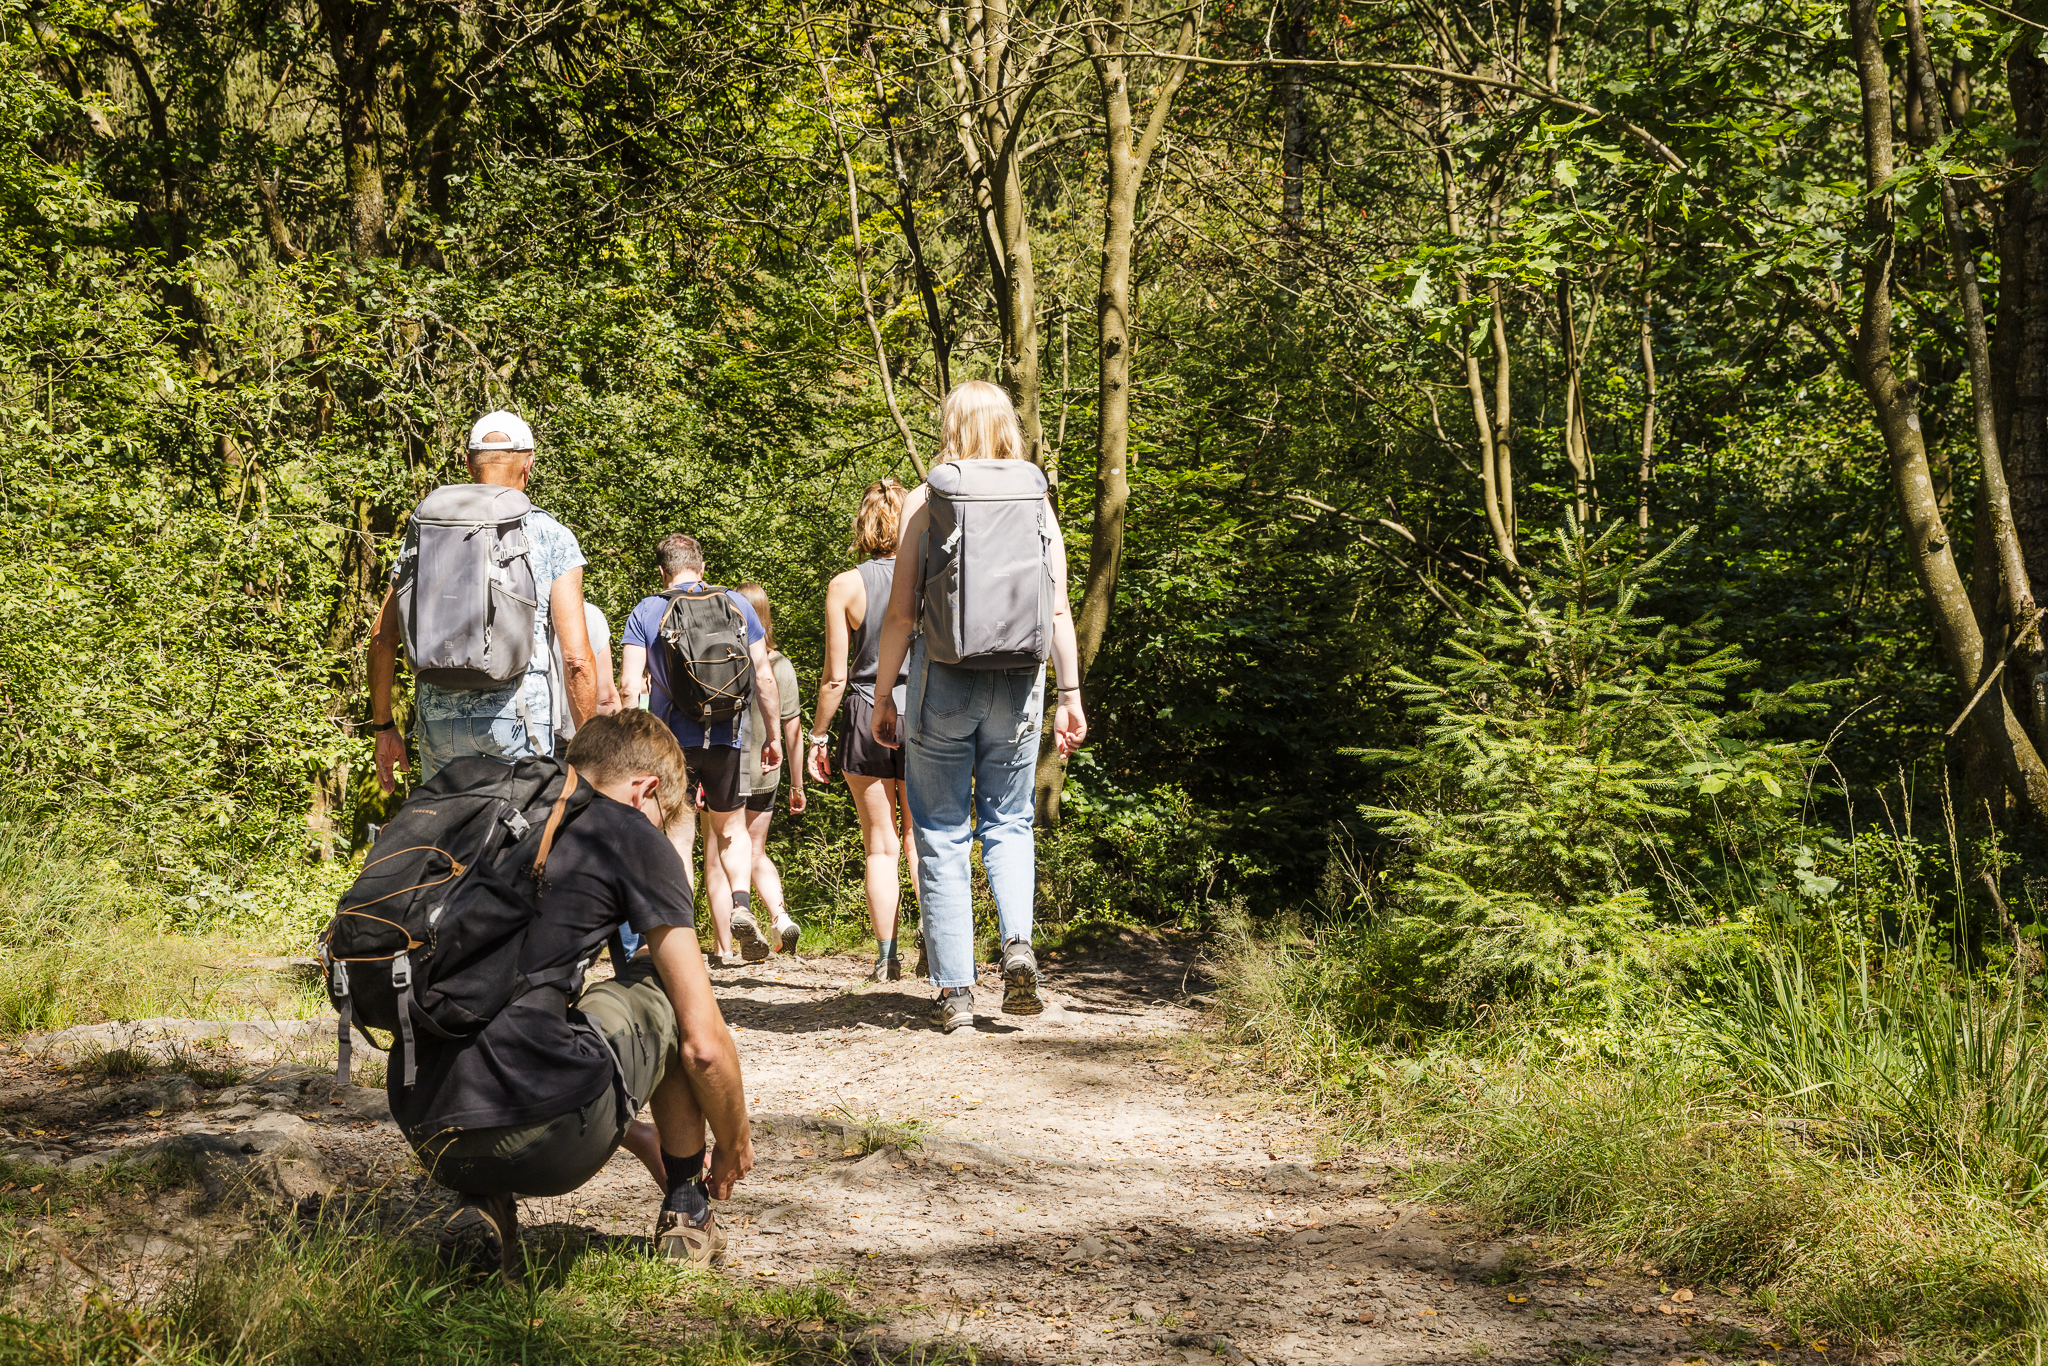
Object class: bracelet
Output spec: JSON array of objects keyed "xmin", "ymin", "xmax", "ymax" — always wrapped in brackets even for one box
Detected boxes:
[
  {"xmin": 1057, "ymin": 687, "xmax": 1082, "ymax": 694},
  {"xmin": 808, "ymin": 734, "xmax": 830, "ymax": 745},
  {"xmin": 374, "ymin": 721, "xmax": 399, "ymax": 732}
]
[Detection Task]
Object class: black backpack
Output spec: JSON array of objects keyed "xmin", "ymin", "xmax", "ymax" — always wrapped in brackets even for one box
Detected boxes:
[
  {"xmin": 319, "ymin": 756, "xmax": 592, "ymax": 1088},
  {"xmin": 655, "ymin": 583, "xmax": 753, "ymax": 726}
]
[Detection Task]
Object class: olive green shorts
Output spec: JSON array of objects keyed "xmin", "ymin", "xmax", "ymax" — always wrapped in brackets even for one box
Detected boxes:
[{"xmin": 416, "ymin": 963, "xmax": 680, "ymax": 1198}]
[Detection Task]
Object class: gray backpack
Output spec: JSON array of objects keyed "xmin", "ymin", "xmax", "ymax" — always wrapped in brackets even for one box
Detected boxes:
[
  {"xmin": 919, "ymin": 459, "xmax": 1054, "ymax": 669},
  {"xmin": 395, "ymin": 484, "xmax": 541, "ymax": 690}
]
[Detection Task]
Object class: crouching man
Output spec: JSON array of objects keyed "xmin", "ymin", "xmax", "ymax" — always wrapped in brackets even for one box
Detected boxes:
[{"xmin": 393, "ymin": 710, "xmax": 753, "ymax": 1278}]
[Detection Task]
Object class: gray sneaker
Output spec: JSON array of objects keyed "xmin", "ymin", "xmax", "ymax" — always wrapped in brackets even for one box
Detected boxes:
[
  {"xmin": 1001, "ymin": 938, "xmax": 1044, "ymax": 1016},
  {"xmin": 933, "ymin": 988, "xmax": 974, "ymax": 1033},
  {"xmin": 868, "ymin": 954, "xmax": 901, "ymax": 984},
  {"xmin": 730, "ymin": 909, "xmax": 772, "ymax": 963}
]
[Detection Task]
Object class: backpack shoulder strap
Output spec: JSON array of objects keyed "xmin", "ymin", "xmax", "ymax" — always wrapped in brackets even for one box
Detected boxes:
[{"xmin": 533, "ymin": 765, "xmax": 580, "ymax": 879}]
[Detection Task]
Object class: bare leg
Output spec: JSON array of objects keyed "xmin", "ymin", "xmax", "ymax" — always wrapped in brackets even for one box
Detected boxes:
[
  {"xmin": 846, "ymin": 774, "xmax": 903, "ymax": 943},
  {"xmin": 650, "ymin": 1062, "xmax": 707, "ymax": 1162},
  {"xmin": 707, "ymin": 806, "xmax": 751, "ymax": 919},
  {"xmin": 667, "ymin": 810, "xmax": 715, "ymax": 949},
  {"xmin": 620, "ymin": 1120, "xmax": 665, "ymax": 1190},
  {"xmin": 745, "ymin": 805, "xmax": 786, "ymax": 918},
  {"xmin": 891, "ymin": 780, "xmax": 921, "ymax": 906}
]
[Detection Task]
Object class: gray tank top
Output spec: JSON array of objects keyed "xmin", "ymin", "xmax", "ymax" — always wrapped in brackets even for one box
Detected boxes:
[{"xmin": 848, "ymin": 556, "xmax": 904, "ymax": 689}]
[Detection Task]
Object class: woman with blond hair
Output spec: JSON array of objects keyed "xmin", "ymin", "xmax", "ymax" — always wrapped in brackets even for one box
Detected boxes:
[
  {"xmin": 871, "ymin": 382, "xmax": 1088, "ymax": 1033},
  {"xmin": 807, "ymin": 479, "xmax": 921, "ymax": 982}
]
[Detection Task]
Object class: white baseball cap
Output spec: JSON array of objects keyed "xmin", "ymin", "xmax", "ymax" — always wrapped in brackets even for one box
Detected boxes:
[{"xmin": 468, "ymin": 410, "xmax": 534, "ymax": 452}]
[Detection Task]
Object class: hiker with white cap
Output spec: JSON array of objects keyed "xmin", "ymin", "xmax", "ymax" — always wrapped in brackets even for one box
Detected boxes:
[{"xmin": 369, "ymin": 410, "xmax": 601, "ymax": 791}]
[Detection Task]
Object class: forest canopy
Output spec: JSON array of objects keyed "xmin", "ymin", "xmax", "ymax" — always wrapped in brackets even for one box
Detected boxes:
[{"xmin": 2, "ymin": 0, "xmax": 2043, "ymax": 961}]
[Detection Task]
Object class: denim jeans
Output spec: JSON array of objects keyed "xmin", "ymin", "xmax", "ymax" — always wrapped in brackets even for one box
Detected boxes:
[
  {"xmin": 415, "ymin": 706, "xmax": 553, "ymax": 785},
  {"xmin": 902, "ymin": 639, "xmax": 1044, "ymax": 991}
]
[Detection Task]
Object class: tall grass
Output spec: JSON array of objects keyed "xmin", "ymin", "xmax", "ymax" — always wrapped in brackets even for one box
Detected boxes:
[
  {"xmin": 0, "ymin": 809, "xmax": 332, "ymax": 1037},
  {"xmin": 1704, "ymin": 948, "xmax": 2048, "ymax": 1205},
  {"xmin": 0, "ymin": 1205, "xmax": 869, "ymax": 1365}
]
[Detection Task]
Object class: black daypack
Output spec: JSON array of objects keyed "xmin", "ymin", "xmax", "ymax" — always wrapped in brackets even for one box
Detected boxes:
[
  {"xmin": 319, "ymin": 756, "xmax": 592, "ymax": 1088},
  {"xmin": 655, "ymin": 584, "xmax": 753, "ymax": 726}
]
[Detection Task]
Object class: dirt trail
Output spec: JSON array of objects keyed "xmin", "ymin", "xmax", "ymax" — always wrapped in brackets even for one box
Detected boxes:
[{"xmin": 2, "ymin": 933, "xmax": 1783, "ymax": 1366}]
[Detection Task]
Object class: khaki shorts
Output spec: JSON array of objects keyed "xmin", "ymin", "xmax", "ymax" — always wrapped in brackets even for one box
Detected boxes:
[{"xmin": 415, "ymin": 963, "xmax": 679, "ymax": 1197}]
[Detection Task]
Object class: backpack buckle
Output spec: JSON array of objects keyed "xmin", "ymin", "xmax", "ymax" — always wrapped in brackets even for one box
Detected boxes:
[
  {"xmin": 331, "ymin": 961, "xmax": 350, "ymax": 998},
  {"xmin": 505, "ymin": 810, "xmax": 531, "ymax": 839},
  {"xmin": 390, "ymin": 956, "xmax": 412, "ymax": 990}
]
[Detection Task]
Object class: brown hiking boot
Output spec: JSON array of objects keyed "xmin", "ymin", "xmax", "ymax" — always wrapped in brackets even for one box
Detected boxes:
[{"xmin": 655, "ymin": 1207, "xmax": 727, "ymax": 1267}]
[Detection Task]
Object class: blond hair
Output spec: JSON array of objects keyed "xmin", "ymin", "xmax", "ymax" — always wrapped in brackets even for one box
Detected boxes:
[
  {"xmin": 851, "ymin": 479, "xmax": 907, "ymax": 558},
  {"xmin": 564, "ymin": 712, "xmax": 691, "ymax": 833},
  {"xmin": 937, "ymin": 381, "xmax": 1025, "ymax": 464},
  {"xmin": 737, "ymin": 581, "xmax": 776, "ymax": 651}
]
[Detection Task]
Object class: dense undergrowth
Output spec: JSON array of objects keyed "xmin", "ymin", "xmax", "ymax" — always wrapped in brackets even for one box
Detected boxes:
[{"xmin": 1209, "ymin": 523, "xmax": 2048, "ymax": 1363}]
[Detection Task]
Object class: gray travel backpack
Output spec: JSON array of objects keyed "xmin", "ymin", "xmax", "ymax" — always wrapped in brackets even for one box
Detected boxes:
[
  {"xmin": 395, "ymin": 484, "xmax": 540, "ymax": 690},
  {"xmin": 919, "ymin": 459, "xmax": 1055, "ymax": 668}
]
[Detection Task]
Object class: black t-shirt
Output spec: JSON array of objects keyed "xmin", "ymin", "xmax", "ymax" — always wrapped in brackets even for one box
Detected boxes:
[{"xmin": 389, "ymin": 792, "xmax": 695, "ymax": 1137}]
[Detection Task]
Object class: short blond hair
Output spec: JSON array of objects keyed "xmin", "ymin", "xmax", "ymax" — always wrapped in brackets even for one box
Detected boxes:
[
  {"xmin": 565, "ymin": 712, "xmax": 691, "ymax": 833},
  {"xmin": 937, "ymin": 381, "xmax": 1025, "ymax": 463},
  {"xmin": 852, "ymin": 479, "xmax": 907, "ymax": 557}
]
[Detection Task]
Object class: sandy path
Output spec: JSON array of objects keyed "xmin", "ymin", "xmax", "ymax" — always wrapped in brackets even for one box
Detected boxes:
[{"xmin": 4, "ymin": 934, "xmax": 1780, "ymax": 1366}]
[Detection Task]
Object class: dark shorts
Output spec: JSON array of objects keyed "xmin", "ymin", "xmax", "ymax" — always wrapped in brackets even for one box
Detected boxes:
[
  {"xmin": 744, "ymin": 784, "xmax": 779, "ymax": 813},
  {"xmin": 843, "ymin": 689, "xmax": 905, "ymax": 781},
  {"xmin": 412, "ymin": 964, "xmax": 680, "ymax": 1198},
  {"xmin": 684, "ymin": 744, "xmax": 745, "ymax": 813}
]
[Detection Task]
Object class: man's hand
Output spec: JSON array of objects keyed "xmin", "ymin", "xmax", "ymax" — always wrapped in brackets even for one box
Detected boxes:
[
  {"xmin": 762, "ymin": 738, "xmax": 782, "ymax": 771},
  {"xmin": 873, "ymin": 695, "xmax": 899, "ymax": 749},
  {"xmin": 788, "ymin": 784, "xmax": 807, "ymax": 815},
  {"xmin": 806, "ymin": 741, "xmax": 832, "ymax": 783},
  {"xmin": 1055, "ymin": 694, "xmax": 1087, "ymax": 756},
  {"xmin": 375, "ymin": 728, "xmax": 408, "ymax": 794},
  {"xmin": 706, "ymin": 1137, "xmax": 754, "ymax": 1200}
]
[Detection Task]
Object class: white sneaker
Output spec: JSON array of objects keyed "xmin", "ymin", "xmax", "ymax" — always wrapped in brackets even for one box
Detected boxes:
[{"xmin": 774, "ymin": 916, "xmax": 801, "ymax": 954}]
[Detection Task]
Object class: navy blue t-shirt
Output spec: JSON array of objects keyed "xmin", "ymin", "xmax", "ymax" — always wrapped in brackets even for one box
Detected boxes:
[{"xmin": 625, "ymin": 584, "xmax": 765, "ymax": 749}]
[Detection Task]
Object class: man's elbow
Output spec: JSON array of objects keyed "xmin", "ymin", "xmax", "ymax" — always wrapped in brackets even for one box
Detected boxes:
[{"xmin": 681, "ymin": 1035, "xmax": 729, "ymax": 1076}]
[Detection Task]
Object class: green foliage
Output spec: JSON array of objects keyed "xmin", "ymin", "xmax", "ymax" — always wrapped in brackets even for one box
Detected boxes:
[
  {"xmin": 1359, "ymin": 518, "xmax": 1819, "ymax": 1018},
  {"xmin": 1702, "ymin": 944, "xmax": 2048, "ymax": 1206}
]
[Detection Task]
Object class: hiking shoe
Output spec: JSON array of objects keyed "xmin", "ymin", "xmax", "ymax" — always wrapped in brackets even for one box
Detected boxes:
[
  {"xmin": 912, "ymin": 934, "xmax": 929, "ymax": 980},
  {"xmin": 775, "ymin": 916, "xmax": 801, "ymax": 954},
  {"xmin": 1001, "ymin": 938, "xmax": 1044, "ymax": 1016},
  {"xmin": 933, "ymin": 988, "xmax": 974, "ymax": 1033},
  {"xmin": 654, "ymin": 1207, "xmax": 726, "ymax": 1267},
  {"xmin": 869, "ymin": 954, "xmax": 902, "ymax": 984},
  {"xmin": 730, "ymin": 909, "xmax": 772, "ymax": 963}
]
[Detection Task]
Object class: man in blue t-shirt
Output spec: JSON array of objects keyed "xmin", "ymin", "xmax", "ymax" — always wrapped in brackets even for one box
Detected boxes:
[{"xmin": 620, "ymin": 533, "xmax": 782, "ymax": 967}]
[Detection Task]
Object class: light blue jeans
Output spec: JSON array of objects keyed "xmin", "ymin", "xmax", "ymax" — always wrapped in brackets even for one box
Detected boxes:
[
  {"xmin": 902, "ymin": 640, "xmax": 1044, "ymax": 991},
  {"xmin": 415, "ymin": 707, "xmax": 554, "ymax": 784}
]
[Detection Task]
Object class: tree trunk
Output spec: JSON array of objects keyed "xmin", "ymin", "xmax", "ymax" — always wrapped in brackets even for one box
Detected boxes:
[
  {"xmin": 1031, "ymin": 0, "xmax": 1196, "ymax": 825},
  {"xmin": 938, "ymin": 0, "xmax": 1055, "ymax": 471},
  {"xmin": 1846, "ymin": 0, "xmax": 2048, "ymax": 836},
  {"xmin": 1279, "ymin": 0, "xmax": 1307, "ymax": 243},
  {"xmin": 318, "ymin": 0, "xmax": 392, "ymax": 260},
  {"xmin": 2000, "ymin": 44, "xmax": 2048, "ymax": 744}
]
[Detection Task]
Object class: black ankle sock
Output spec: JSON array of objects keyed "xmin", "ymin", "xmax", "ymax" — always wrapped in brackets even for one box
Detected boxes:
[
  {"xmin": 661, "ymin": 1148, "xmax": 709, "ymax": 1221},
  {"xmin": 731, "ymin": 891, "xmax": 752, "ymax": 913},
  {"xmin": 877, "ymin": 937, "xmax": 897, "ymax": 961}
]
